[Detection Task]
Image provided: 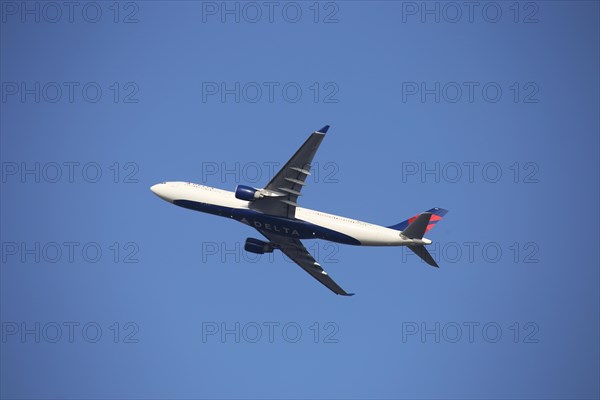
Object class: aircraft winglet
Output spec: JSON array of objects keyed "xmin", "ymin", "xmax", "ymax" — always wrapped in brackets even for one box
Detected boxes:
[{"xmin": 318, "ymin": 125, "xmax": 330, "ymax": 133}]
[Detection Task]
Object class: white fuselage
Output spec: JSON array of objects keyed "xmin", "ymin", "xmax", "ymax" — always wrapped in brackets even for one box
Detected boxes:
[{"xmin": 151, "ymin": 182, "xmax": 431, "ymax": 247}]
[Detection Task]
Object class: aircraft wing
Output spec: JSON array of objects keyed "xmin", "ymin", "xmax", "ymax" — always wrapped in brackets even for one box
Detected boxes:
[
  {"xmin": 257, "ymin": 229, "xmax": 354, "ymax": 296},
  {"xmin": 250, "ymin": 126, "xmax": 329, "ymax": 218}
]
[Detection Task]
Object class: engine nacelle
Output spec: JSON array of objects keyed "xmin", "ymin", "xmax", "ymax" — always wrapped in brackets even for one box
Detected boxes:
[
  {"xmin": 235, "ymin": 185, "xmax": 262, "ymax": 201},
  {"xmin": 244, "ymin": 238, "xmax": 274, "ymax": 255}
]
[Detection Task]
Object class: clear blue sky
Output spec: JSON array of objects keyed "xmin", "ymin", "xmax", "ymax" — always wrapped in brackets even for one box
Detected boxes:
[{"xmin": 1, "ymin": 1, "xmax": 599, "ymax": 398}]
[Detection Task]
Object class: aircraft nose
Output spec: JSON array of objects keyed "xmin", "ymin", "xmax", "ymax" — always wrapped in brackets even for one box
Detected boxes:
[{"xmin": 150, "ymin": 183, "xmax": 171, "ymax": 202}]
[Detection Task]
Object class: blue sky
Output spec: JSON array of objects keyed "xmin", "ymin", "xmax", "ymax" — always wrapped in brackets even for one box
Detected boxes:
[{"xmin": 1, "ymin": 1, "xmax": 599, "ymax": 399}]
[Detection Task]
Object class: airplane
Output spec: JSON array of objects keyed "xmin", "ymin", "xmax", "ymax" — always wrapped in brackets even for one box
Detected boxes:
[{"xmin": 150, "ymin": 126, "xmax": 448, "ymax": 296}]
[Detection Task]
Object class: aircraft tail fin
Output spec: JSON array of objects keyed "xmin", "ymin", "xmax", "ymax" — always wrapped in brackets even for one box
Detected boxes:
[
  {"xmin": 390, "ymin": 208, "xmax": 447, "ymax": 268},
  {"xmin": 408, "ymin": 245, "xmax": 439, "ymax": 267},
  {"xmin": 388, "ymin": 207, "xmax": 448, "ymax": 233}
]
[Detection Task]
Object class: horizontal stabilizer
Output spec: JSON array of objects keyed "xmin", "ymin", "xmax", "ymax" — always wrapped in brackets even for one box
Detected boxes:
[
  {"xmin": 408, "ymin": 245, "xmax": 439, "ymax": 267},
  {"xmin": 402, "ymin": 212, "xmax": 432, "ymax": 240}
]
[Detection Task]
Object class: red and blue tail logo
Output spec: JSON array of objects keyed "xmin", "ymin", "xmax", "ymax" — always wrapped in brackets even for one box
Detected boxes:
[{"xmin": 388, "ymin": 207, "xmax": 448, "ymax": 233}]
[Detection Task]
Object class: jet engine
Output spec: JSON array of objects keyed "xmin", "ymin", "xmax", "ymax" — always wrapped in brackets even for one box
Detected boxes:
[
  {"xmin": 235, "ymin": 185, "xmax": 262, "ymax": 201},
  {"xmin": 244, "ymin": 238, "xmax": 274, "ymax": 254}
]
